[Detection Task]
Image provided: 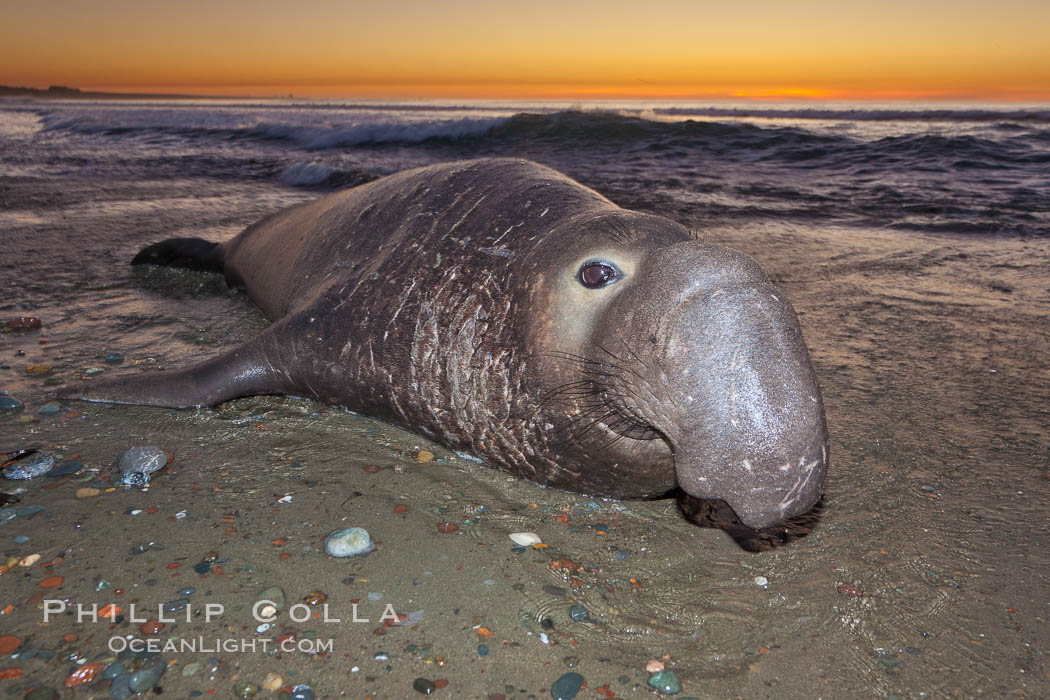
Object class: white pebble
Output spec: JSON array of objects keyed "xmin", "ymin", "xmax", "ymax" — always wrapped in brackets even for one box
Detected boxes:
[
  {"xmin": 754, "ymin": 576, "xmax": 769, "ymax": 586},
  {"xmin": 509, "ymin": 532, "xmax": 541, "ymax": 546},
  {"xmin": 325, "ymin": 527, "xmax": 374, "ymax": 557}
]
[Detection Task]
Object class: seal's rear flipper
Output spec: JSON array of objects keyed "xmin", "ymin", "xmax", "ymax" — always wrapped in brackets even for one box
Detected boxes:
[
  {"xmin": 132, "ymin": 237, "xmax": 225, "ymax": 273},
  {"xmin": 54, "ymin": 324, "xmax": 297, "ymax": 409}
]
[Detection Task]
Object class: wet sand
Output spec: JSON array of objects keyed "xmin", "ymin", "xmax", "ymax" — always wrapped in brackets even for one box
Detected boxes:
[{"xmin": 2, "ymin": 176, "xmax": 1049, "ymax": 698}]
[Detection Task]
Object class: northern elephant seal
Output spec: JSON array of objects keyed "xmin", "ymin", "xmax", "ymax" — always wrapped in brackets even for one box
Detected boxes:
[{"xmin": 61, "ymin": 158, "xmax": 829, "ymax": 550}]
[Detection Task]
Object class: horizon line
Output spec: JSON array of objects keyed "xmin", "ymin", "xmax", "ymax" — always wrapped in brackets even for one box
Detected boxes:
[{"xmin": 8, "ymin": 82, "xmax": 1050, "ymax": 104}]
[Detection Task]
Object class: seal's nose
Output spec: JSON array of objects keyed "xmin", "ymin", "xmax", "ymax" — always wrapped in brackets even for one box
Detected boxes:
[{"xmin": 662, "ymin": 283, "xmax": 829, "ymax": 529}]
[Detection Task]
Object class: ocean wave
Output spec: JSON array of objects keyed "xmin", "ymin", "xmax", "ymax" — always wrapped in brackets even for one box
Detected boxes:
[
  {"xmin": 244, "ymin": 116, "xmax": 507, "ymax": 149},
  {"xmin": 278, "ymin": 161, "xmax": 376, "ymax": 188}
]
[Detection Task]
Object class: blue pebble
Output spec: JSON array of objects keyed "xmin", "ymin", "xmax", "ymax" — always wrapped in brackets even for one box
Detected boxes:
[
  {"xmin": 3, "ymin": 452, "xmax": 56, "ymax": 479},
  {"xmin": 551, "ymin": 672, "xmax": 585, "ymax": 700},
  {"xmin": 194, "ymin": 561, "xmax": 212, "ymax": 574},
  {"xmin": 291, "ymin": 684, "xmax": 314, "ymax": 700},
  {"xmin": 477, "ymin": 644, "xmax": 489, "ymax": 656},
  {"xmin": 102, "ymin": 662, "xmax": 124, "ymax": 679},
  {"xmin": 163, "ymin": 598, "xmax": 190, "ymax": 613},
  {"xmin": 15, "ymin": 504, "xmax": 46, "ymax": 517},
  {"xmin": 46, "ymin": 459, "xmax": 82, "ymax": 478},
  {"xmin": 14, "ymin": 535, "xmax": 29, "ymax": 544},
  {"xmin": 324, "ymin": 527, "xmax": 374, "ymax": 557},
  {"xmin": 647, "ymin": 670, "xmax": 681, "ymax": 695},
  {"xmin": 0, "ymin": 395, "xmax": 24, "ymax": 413},
  {"xmin": 178, "ymin": 587, "xmax": 197, "ymax": 596},
  {"xmin": 105, "ymin": 352, "xmax": 124, "ymax": 364},
  {"xmin": 37, "ymin": 402, "xmax": 61, "ymax": 415},
  {"xmin": 569, "ymin": 605, "xmax": 589, "ymax": 622},
  {"xmin": 128, "ymin": 666, "xmax": 163, "ymax": 692},
  {"xmin": 109, "ymin": 673, "xmax": 134, "ymax": 699}
]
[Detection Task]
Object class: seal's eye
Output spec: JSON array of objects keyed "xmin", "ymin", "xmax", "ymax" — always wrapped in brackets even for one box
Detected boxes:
[{"xmin": 578, "ymin": 261, "xmax": 621, "ymax": 289}]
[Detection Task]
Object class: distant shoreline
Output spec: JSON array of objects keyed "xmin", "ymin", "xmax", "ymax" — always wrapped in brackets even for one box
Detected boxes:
[{"xmin": 0, "ymin": 84, "xmax": 262, "ymax": 100}]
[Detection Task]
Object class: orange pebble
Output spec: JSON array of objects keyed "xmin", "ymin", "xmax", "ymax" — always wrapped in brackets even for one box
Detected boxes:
[
  {"xmin": 38, "ymin": 575, "xmax": 64, "ymax": 588},
  {"xmin": 475, "ymin": 626, "xmax": 493, "ymax": 638},
  {"xmin": 65, "ymin": 661, "xmax": 104, "ymax": 687},
  {"xmin": 141, "ymin": 620, "xmax": 165, "ymax": 635},
  {"xmin": 393, "ymin": 504, "xmax": 409, "ymax": 515},
  {"xmin": 0, "ymin": 636, "xmax": 21, "ymax": 654},
  {"xmin": 62, "ymin": 633, "xmax": 78, "ymax": 643},
  {"xmin": 0, "ymin": 668, "xmax": 22, "ymax": 679},
  {"xmin": 99, "ymin": 604, "xmax": 122, "ymax": 618}
]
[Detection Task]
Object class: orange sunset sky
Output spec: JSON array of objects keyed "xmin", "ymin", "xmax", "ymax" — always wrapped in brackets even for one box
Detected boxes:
[{"xmin": 3, "ymin": 0, "xmax": 1049, "ymax": 101}]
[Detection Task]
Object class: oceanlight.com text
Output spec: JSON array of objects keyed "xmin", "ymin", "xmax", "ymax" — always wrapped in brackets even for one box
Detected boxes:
[{"xmin": 107, "ymin": 635, "xmax": 334, "ymax": 655}]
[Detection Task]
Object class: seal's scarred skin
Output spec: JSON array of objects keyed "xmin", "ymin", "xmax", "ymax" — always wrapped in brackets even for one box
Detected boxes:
[{"xmin": 61, "ymin": 158, "xmax": 829, "ymax": 548}]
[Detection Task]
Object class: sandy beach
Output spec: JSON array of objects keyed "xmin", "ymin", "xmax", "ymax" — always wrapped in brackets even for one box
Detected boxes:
[{"xmin": 2, "ymin": 100, "xmax": 1049, "ymax": 698}]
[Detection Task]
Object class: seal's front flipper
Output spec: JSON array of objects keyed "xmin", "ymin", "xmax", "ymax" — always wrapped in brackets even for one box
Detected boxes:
[
  {"xmin": 54, "ymin": 324, "xmax": 297, "ymax": 409},
  {"xmin": 132, "ymin": 237, "xmax": 225, "ymax": 273}
]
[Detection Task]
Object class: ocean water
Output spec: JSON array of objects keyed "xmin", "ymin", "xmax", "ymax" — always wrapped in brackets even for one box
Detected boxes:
[
  {"xmin": 2, "ymin": 98, "xmax": 1048, "ymax": 236},
  {"xmin": 2, "ymin": 99, "xmax": 1049, "ymax": 697}
]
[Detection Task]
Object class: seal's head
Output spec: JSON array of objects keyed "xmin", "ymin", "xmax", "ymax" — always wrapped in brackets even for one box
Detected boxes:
[{"xmin": 528, "ymin": 210, "xmax": 828, "ymax": 546}]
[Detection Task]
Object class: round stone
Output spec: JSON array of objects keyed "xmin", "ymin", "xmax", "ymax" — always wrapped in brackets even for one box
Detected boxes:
[
  {"xmin": 257, "ymin": 585, "xmax": 287, "ymax": 612},
  {"xmin": 412, "ymin": 677, "xmax": 436, "ymax": 695},
  {"xmin": 117, "ymin": 445, "xmax": 168, "ymax": 476},
  {"xmin": 109, "ymin": 674, "xmax": 134, "ymax": 700},
  {"xmin": 647, "ymin": 670, "xmax": 681, "ymax": 695},
  {"xmin": 551, "ymin": 671, "xmax": 585, "ymax": 700},
  {"xmin": 509, "ymin": 531, "xmax": 541, "ymax": 546},
  {"xmin": 3, "ymin": 452, "xmax": 55, "ymax": 479},
  {"xmin": 0, "ymin": 396, "xmax": 25, "ymax": 413},
  {"xmin": 324, "ymin": 527, "xmax": 374, "ymax": 557},
  {"xmin": 128, "ymin": 661, "xmax": 165, "ymax": 693}
]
